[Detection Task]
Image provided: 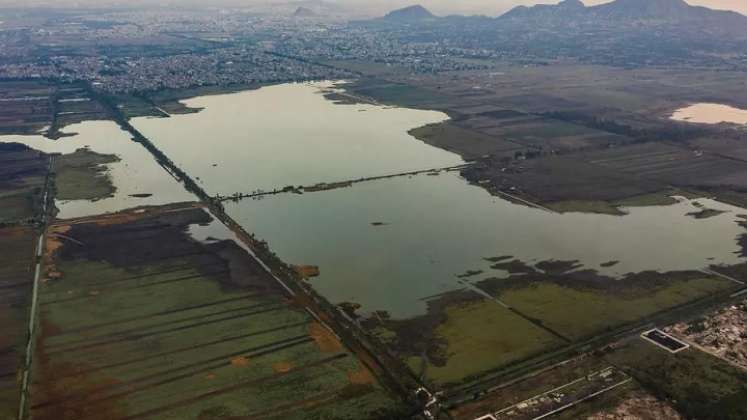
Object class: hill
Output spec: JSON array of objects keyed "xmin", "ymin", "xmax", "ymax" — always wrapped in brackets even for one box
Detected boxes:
[
  {"xmin": 499, "ymin": 0, "xmax": 747, "ymax": 37},
  {"xmin": 382, "ymin": 5, "xmax": 435, "ymax": 22},
  {"xmin": 293, "ymin": 6, "xmax": 316, "ymax": 17}
]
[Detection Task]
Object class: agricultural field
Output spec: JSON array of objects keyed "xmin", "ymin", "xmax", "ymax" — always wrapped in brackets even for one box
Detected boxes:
[
  {"xmin": 461, "ymin": 155, "xmax": 666, "ymax": 206},
  {"xmin": 580, "ymin": 142, "xmax": 747, "ymax": 191},
  {"xmin": 0, "ymin": 82, "xmax": 56, "ymax": 136},
  {"xmin": 367, "ymin": 292, "xmax": 566, "ymax": 389},
  {"xmin": 0, "ymin": 144, "xmax": 49, "ymax": 225},
  {"xmin": 30, "ymin": 205, "xmax": 403, "ymax": 420},
  {"xmin": 1, "ymin": 65, "xmax": 746, "ymax": 419},
  {"xmin": 687, "ymin": 136, "xmax": 747, "ymax": 162},
  {"xmin": 0, "ymin": 81, "xmax": 110, "ymax": 140},
  {"xmin": 486, "ymin": 269, "xmax": 737, "ymax": 340},
  {"xmin": 402, "ymin": 65, "xmax": 747, "ymax": 119},
  {"xmin": 345, "ymin": 66, "xmax": 747, "ymax": 214},
  {"xmin": 360, "ymin": 258, "xmax": 739, "ymax": 393},
  {"xmin": 453, "ymin": 113, "xmax": 632, "ymax": 154},
  {"xmin": 343, "ymin": 79, "xmax": 446, "ymax": 109},
  {"xmin": 409, "ymin": 121, "xmax": 524, "ymax": 161},
  {"xmin": 0, "ymin": 226, "xmax": 37, "ymax": 420},
  {"xmin": 53, "ymin": 86, "xmax": 109, "ymax": 131}
]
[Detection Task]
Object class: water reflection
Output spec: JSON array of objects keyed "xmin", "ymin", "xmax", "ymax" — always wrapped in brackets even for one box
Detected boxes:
[
  {"xmin": 225, "ymin": 172, "xmax": 746, "ymax": 319},
  {"xmin": 131, "ymin": 82, "xmax": 462, "ymax": 196},
  {"xmin": 0, "ymin": 120, "xmax": 194, "ymax": 218}
]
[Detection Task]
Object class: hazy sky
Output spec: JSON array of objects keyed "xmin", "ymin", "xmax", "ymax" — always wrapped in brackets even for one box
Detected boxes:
[
  {"xmin": 1, "ymin": 0, "xmax": 745, "ymax": 17},
  {"xmin": 348, "ymin": 0, "xmax": 747, "ymax": 16}
]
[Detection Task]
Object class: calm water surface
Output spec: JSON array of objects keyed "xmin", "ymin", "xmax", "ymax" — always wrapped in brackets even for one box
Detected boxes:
[
  {"xmin": 225, "ymin": 172, "xmax": 747, "ymax": 319},
  {"xmin": 5, "ymin": 84, "xmax": 745, "ymax": 320},
  {"xmin": 0, "ymin": 121, "xmax": 194, "ymax": 218},
  {"xmin": 131, "ymin": 82, "xmax": 462, "ymax": 196},
  {"xmin": 671, "ymin": 103, "xmax": 747, "ymax": 125},
  {"xmin": 133, "ymin": 83, "xmax": 747, "ymax": 319}
]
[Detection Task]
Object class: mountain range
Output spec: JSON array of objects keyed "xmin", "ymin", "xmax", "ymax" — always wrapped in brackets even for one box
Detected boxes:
[
  {"xmin": 379, "ymin": 0, "xmax": 747, "ymax": 37},
  {"xmin": 382, "ymin": 4, "xmax": 435, "ymax": 22}
]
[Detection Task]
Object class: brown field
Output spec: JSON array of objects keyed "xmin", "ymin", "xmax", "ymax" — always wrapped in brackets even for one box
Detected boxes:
[
  {"xmin": 29, "ymin": 205, "xmax": 404, "ymax": 420},
  {"xmin": 580, "ymin": 142, "xmax": 747, "ymax": 190},
  {"xmin": 0, "ymin": 144, "xmax": 49, "ymax": 224},
  {"xmin": 409, "ymin": 121, "xmax": 524, "ymax": 160},
  {"xmin": 461, "ymin": 156, "xmax": 665, "ymax": 204},
  {"xmin": 0, "ymin": 82, "xmax": 55, "ymax": 136},
  {"xmin": 0, "ymin": 227, "xmax": 37, "ymax": 419}
]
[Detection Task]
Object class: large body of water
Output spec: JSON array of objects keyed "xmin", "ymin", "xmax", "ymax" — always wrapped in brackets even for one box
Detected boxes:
[
  {"xmin": 133, "ymin": 82, "xmax": 747, "ymax": 319},
  {"xmin": 0, "ymin": 121, "xmax": 194, "ymax": 218},
  {"xmin": 671, "ymin": 103, "xmax": 747, "ymax": 125},
  {"xmin": 225, "ymin": 173, "xmax": 745, "ymax": 319},
  {"xmin": 132, "ymin": 82, "xmax": 462, "ymax": 196},
  {"xmin": 3, "ymin": 83, "xmax": 746, "ymax": 319}
]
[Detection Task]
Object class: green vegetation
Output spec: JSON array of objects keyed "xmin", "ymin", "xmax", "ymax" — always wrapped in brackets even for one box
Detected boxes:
[
  {"xmin": 499, "ymin": 119, "xmax": 596, "ymax": 139},
  {"xmin": 0, "ymin": 194, "xmax": 37, "ymax": 223},
  {"xmin": 53, "ymin": 148, "xmax": 118, "ymax": 201},
  {"xmin": 547, "ymin": 191, "xmax": 682, "ymax": 215},
  {"xmin": 0, "ymin": 81, "xmax": 55, "ymax": 136},
  {"xmin": 499, "ymin": 277, "xmax": 734, "ymax": 340},
  {"xmin": 614, "ymin": 192, "xmax": 679, "ymax": 208},
  {"xmin": 546, "ymin": 200, "xmax": 626, "ymax": 215},
  {"xmin": 411, "ymin": 299, "xmax": 563, "ymax": 387},
  {"xmin": 607, "ymin": 339, "xmax": 747, "ymax": 420},
  {"xmin": 0, "ymin": 227, "xmax": 36, "ymax": 419},
  {"xmin": 32, "ymin": 208, "xmax": 402, "ymax": 419},
  {"xmin": 687, "ymin": 208, "xmax": 727, "ymax": 219},
  {"xmin": 108, "ymin": 94, "xmax": 165, "ymax": 119},
  {"xmin": 409, "ymin": 122, "xmax": 523, "ymax": 160},
  {"xmin": 346, "ymin": 80, "xmax": 443, "ymax": 107},
  {"xmin": 0, "ymin": 144, "xmax": 49, "ymax": 224}
]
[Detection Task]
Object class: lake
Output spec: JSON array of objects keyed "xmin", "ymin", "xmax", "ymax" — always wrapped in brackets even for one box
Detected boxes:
[
  {"xmin": 224, "ymin": 172, "xmax": 746, "ymax": 319},
  {"xmin": 671, "ymin": 103, "xmax": 747, "ymax": 125},
  {"xmin": 5, "ymin": 83, "xmax": 746, "ymax": 320},
  {"xmin": 130, "ymin": 82, "xmax": 747, "ymax": 319},
  {"xmin": 0, "ymin": 120, "xmax": 194, "ymax": 218},
  {"xmin": 131, "ymin": 81, "xmax": 462, "ymax": 196}
]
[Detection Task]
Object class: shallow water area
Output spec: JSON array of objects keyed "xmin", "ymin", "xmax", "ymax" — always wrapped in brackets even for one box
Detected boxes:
[
  {"xmin": 671, "ymin": 103, "xmax": 747, "ymax": 125},
  {"xmin": 131, "ymin": 81, "xmax": 463, "ymax": 196},
  {"xmin": 0, "ymin": 120, "xmax": 194, "ymax": 218},
  {"xmin": 225, "ymin": 172, "xmax": 747, "ymax": 319}
]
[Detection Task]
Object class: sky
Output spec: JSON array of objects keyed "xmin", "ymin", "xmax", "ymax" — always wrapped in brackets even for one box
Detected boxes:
[
  {"xmin": 1, "ymin": 0, "xmax": 745, "ymax": 17},
  {"xmin": 344, "ymin": 0, "xmax": 747, "ymax": 16}
]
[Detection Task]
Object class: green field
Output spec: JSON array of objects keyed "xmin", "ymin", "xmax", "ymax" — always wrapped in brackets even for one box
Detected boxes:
[
  {"xmin": 346, "ymin": 80, "xmax": 444, "ymax": 108},
  {"xmin": 497, "ymin": 276, "xmax": 735, "ymax": 340},
  {"xmin": 30, "ymin": 207, "xmax": 403, "ymax": 420},
  {"xmin": 409, "ymin": 122, "xmax": 524, "ymax": 160},
  {"xmin": 0, "ymin": 146, "xmax": 49, "ymax": 225},
  {"xmin": 0, "ymin": 227, "xmax": 36, "ymax": 420},
  {"xmin": 53, "ymin": 149, "xmax": 119, "ymax": 202},
  {"xmin": 418, "ymin": 299, "xmax": 564, "ymax": 386}
]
